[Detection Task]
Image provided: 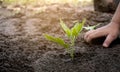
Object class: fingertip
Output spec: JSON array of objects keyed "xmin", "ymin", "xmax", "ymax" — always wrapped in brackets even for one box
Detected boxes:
[
  {"xmin": 103, "ymin": 35, "xmax": 116, "ymax": 48},
  {"xmin": 103, "ymin": 43, "xmax": 109, "ymax": 48},
  {"xmin": 84, "ymin": 31, "xmax": 89, "ymax": 39},
  {"xmin": 84, "ymin": 33, "xmax": 90, "ymax": 42}
]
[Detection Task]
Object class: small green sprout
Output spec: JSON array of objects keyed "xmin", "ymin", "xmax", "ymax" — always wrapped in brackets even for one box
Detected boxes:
[
  {"xmin": 84, "ymin": 23, "xmax": 100, "ymax": 30},
  {"xmin": 44, "ymin": 19, "xmax": 86, "ymax": 58}
]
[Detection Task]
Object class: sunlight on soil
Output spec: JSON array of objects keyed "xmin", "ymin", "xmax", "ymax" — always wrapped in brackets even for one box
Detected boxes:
[{"xmin": 3, "ymin": 0, "xmax": 93, "ymax": 6}]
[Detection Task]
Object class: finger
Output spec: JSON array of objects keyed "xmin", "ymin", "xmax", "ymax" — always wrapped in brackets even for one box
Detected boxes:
[
  {"xmin": 103, "ymin": 34, "xmax": 117, "ymax": 47},
  {"xmin": 84, "ymin": 30, "xmax": 95, "ymax": 41},
  {"xmin": 86, "ymin": 30, "xmax": 107, "ymax": 42}
]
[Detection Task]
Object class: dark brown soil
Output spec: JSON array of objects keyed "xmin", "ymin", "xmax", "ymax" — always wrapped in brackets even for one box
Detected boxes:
[
  {"xmin": 0, "ymin": 3, "xmax": 120, "ymax": 72},
  {"xmin": 94, "ymin": 0, "xmax": 118, "ymax": 13}
]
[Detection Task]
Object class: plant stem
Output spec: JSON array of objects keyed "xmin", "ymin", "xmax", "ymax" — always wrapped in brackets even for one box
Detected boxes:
[{"xmin": 68, "ymin": 36, "xmax": 76, "ymax": 58}]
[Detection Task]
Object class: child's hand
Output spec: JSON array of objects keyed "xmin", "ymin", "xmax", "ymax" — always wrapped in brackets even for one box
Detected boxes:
[{"xmin": 84, "ymin": 22, "xmax": 120, "ymax": 47}]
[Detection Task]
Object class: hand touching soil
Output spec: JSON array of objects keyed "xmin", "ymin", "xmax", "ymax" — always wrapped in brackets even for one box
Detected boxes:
[
  {"xmin": 85, "ymin": 2, "xmax": 120, "ymax": 47},
  {"xmin": 84, "ymin": 22, "xmax": 120, "ymax": 47}
]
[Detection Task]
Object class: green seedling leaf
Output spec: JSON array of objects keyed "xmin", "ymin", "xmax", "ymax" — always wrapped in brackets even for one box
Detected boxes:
[
  {"xmin": 84, "ymin": 23, "xmax": 100, "ymax": 30},
  {"xmin": 60, "ymin": 19, "xmax": 71, "ymax": 38},
  {"xmin": 44, "ymin": 34, "xmax": 69, "ymax": 48},
  {"xmin": 71, "ymin": 19, "xmax": 86, "ymax": 38},
  {"xmin": 71, "ymin": 26, "xmax": 78, "ymax": 38},
  {"xmin": 76, "ymin": 19, "xmax": 86, "ymax": 33}
]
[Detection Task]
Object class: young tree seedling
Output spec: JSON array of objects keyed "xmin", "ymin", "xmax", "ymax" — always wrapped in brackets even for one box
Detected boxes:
[{"xmin": 44, "ymin": 19, "xmax": 86, "ymax": 59}]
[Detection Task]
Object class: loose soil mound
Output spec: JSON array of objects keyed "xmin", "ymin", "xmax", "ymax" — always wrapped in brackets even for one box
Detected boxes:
[{"xmin": 0, "ymin": 3, "xmax": 120, "ymax": 72}]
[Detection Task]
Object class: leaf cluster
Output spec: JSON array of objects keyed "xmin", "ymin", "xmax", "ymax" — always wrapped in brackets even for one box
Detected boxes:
[{"xmin": 44, "ymin": 19, "xmax": 86, "ymax": 58}]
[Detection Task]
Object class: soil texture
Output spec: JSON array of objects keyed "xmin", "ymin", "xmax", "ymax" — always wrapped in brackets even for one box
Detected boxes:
[{"xmin": 0, "ymin": 3, "xmax": 120, "ymax": 72}]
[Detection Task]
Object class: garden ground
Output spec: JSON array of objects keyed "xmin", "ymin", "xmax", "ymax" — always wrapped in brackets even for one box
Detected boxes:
[{"xmin": 0, "ymin": 3, "xmax": 120, "ymax": 72}]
